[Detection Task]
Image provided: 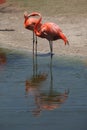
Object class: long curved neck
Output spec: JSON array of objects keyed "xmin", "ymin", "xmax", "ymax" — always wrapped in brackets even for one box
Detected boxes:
[
  {"xmin": 28, "ymin": 12, "xmax": 42, "ymax": 36},
  {"xmin": 34, "ymin": 15, "xmax": 42, "ymax": 36}
]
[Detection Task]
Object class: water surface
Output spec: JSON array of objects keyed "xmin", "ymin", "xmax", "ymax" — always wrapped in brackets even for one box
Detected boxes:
[{"xmin": 0, "ymin": 48, "xmax": 87, "ymax": 130}]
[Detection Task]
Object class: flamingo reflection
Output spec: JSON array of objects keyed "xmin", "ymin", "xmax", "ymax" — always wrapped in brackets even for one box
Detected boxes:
[
  {"xmin": 38, "ymin": 59, "xmax": 69, "ymax": 111},
  {"xmin": 0, "ymin": 51, "xmax": 6, "ymax": 65},
  {"xmin": 25, "ymin": 54, "xmax": 47, "ymax": 95},
  {"xmin": 25, "ymin": 57, "xmax": 69, "ymax": 116}
]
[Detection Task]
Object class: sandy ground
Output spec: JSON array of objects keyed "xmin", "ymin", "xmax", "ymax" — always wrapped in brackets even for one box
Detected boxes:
[{"xmin": 0, "ymin": 3, "xmax": 87, "ymax": 58}]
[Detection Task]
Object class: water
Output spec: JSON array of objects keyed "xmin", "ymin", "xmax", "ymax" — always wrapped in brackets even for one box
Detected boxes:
[{"xmin": 0, "ymin": 48, "xmax": 87, "ymax": 130}]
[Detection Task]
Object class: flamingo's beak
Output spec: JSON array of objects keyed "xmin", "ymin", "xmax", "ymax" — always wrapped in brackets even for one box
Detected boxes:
[
  {"xmin": 65, "ymin": 40, "xmax": 69, "ymax": 45},
  {"xmin": 24, "ymin": 11, "xmax": 28, "ymax": 18},
  {"xmin": 67, "ymin": 40, "xmax": 69, "ymax": 45}
]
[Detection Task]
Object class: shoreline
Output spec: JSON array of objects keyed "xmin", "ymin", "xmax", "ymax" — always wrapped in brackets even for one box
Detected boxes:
[
  {"xmin": 1, "ymin": 42, "xmax": 87, "ymax": 62},
  {"xmin": 0, "ymin": 2, "xmax": 87, "ymax": 59}
]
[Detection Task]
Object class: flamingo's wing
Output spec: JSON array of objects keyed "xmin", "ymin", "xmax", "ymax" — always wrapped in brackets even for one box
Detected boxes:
[
  {"xmin": 41, "ymin": 23, "xmax": 62, "ymax": 40},
  {"xmin": 38, "ymin": 25, "xmax": 49, "ymax": 38}
]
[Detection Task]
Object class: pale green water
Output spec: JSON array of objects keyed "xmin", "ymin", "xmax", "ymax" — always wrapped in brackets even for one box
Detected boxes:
[{"xmin": 0, "ymin": 48, "xmax": 87, "ymax": 130}]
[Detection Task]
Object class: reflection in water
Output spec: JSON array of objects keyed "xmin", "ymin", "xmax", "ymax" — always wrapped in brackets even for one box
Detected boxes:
[
  {"xmin": 25, "ymin": 55, "xmax": 69, "ymax": 116},
  {"xmin": 25, "ymin": 54, "xmax": 48, "ymax": 95},
  {"xmin": 40, "ymin": 59, "xmax": 69, "ymax": 112},
  {"xmin": 0, "ymin": 50, "xmax": 6, "ymax": 65}
]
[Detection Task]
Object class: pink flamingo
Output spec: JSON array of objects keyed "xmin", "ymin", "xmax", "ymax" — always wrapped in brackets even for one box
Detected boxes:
[
  {"xmin": 0, "ymin": 0, "xmax": 6, "ymax": 4},
  {"xmin": 28, "ymin": 12, "xmax": 69, "ymax": 57},
  {"xmin": 24, "ymin": 12, "xmax": 42, "ymax": 54}
]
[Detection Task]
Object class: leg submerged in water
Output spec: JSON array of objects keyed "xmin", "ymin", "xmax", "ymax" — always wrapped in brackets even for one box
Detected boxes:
[
  {"xmin": 49, "ymin": 41, "xmax": 54, "ymax": 58},
  {"xmin": 35, "ymin": 35, "xmax": 37, "ymax": 56},
  {"xmin": 33, "ymin": 31, "xmax": 35, "ymax": 55}
]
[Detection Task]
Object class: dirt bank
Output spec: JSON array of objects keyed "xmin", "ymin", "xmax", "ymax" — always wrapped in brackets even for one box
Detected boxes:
[{"xmin": 0, "ymin": 2, "xmax": 87, "ymax": 58}]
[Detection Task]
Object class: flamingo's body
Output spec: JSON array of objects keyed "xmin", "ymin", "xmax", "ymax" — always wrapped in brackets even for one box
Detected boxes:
[
  {"xmin": 24, "ymin": 15, "xmax": 40, "ymax": 31},
  {"xmin": 24, "ymin": 12, "xmax": 38, "ymax": 43},
  {"xmin": 28, "ymin": 12, "xmax": 69, "ymax": 57},
  {"xmin": 35, "ymin": 22, "xmax": 68, "ymax": 42},
  {"xmin": 24, "ymin": 12, "xmax": 42, "ymax": 54}
]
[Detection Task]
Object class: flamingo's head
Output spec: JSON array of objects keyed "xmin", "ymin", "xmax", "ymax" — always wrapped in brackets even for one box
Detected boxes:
[
  {"xmin": 28, "ymin": 12, "xmax": 42, "ymax": 18},
  {"xmin": 24, "ymin": 11, "xmax": 28, "ymax": 19}
]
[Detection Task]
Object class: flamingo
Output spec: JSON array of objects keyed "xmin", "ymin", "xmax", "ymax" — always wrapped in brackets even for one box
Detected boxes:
[
  {"xmin": 0, "ymin": 0, "xmax": 6, "ymax": 4},
  {"xmin": 24, "ymin": 11, "xmax": 42, "ymax": 55},
  {"xmin": 28, "ymin": 12, "xmax": 69, "ymax": 57}
]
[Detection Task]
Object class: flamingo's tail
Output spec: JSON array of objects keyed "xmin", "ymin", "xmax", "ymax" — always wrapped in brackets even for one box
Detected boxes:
[{"xmin": 59, "ymin": 32, "xmax": 69, "ymax": 45}]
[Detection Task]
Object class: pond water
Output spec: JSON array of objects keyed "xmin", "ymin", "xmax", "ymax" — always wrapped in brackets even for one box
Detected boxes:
[{"xmin": 0, "ymin": 48, "xmax": 87, "ymax": 130}]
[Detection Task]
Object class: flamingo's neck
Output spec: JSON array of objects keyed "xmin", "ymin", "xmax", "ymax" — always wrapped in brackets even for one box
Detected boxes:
[{"xmin": 34, "ymin": 16, "xmax": 42, "ymax": 36}]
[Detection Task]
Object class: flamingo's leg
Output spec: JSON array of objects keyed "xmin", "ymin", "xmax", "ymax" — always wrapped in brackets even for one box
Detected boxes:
[
  {"xmin": 49, "ymin": 41, "xmax": 53, "ymax": 58},
  {"xmin": 35, "ymin": 35, "xmax": 37, "ymax": 56},
  {"xmin": 33, "ymin": 31, "xmax": 35, "ymax": 55}
]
